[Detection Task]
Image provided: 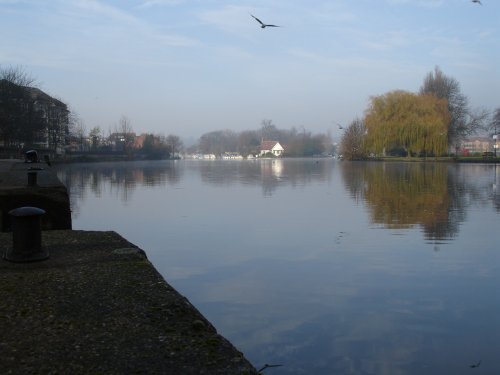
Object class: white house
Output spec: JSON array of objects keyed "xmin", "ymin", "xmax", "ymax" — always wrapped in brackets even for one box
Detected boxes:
[{"xmin": 260, "ymin": 140, "xmax": 284, "ymax": 157}]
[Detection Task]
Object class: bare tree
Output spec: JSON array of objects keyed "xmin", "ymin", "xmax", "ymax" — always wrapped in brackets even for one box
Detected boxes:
[
  {"xmin": 118, "ymin": 115, "xmax": 133, "ymax": 135},
  {"xmin": 0, "ymin": 65, "xmax": 36, "ymax": 87},
  {"xmin": 89, "ymin": 126, "xmax": 102, "ymax": 150},
  {"xmin": 198, "ymin": 130, "xmax": 237, "ymax": 156},
  {"xmin": 261, "ymin": 119, "xmax": 281, "ymax": 141},
  {"xmin": 46, "ymin": 97, "xmax": 70, "ymax": 154},
  {"xmin": 115, "ymin": 115, "xmax": 135, "ymax": 154},
  {"xmin": 489, "ymin": 107, "xmax": 500, "ymax": 157},
  {"xmin": 420, "ymin": 66, "xmax": 485, "ymax": 153},
  {"xmin": 69, "ymin": 113, "xmax": 88, "ymax": 151},
  {"xmin": 488, "ymin": 107, "xmax": 500, "ymax": 135},
  {"xmin": 339, "ymin": 118, "xmax": 367, "ymax": 160},
  {"xmin": 238, "ymin": 130, "xmax": 261, "ymax": 156},
  {"xmin": 165, "ymin": 134, "xmax": 183, "ymax": 157}
]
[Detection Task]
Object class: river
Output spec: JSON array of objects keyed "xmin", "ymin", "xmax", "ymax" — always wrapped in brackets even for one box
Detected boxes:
[{"xmin": 56, "ymin": 159, "xmax": 500, "ymax": 375}]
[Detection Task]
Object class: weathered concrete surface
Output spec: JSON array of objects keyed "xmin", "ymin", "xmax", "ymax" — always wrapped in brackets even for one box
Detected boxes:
[
  {"xmin": 0, "ymin": 230, "xmax": 258, "ymax": 375},
  {"xmin": 0, "ymin": 160, "xmax": 72, "ymax": 231}
]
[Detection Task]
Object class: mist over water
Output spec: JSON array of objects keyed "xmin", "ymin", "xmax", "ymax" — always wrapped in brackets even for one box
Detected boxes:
[{"xmin": 56, "ymin": 160, "xmax": 500, "ymax": 375}]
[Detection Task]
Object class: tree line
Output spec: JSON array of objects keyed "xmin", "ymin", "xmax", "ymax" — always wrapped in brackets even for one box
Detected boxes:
[
  {"xmin": 340, "ymin": 67, "xmax": 499, "ymax": 160},
  {"xmin": 3, "ymin": 65, "xmax": 498, "ymax": 161},
  {"xmin": 190, "ymin": 119, "xmax": 334, "ymax": 157},
  {"xmin": 1, "ymin": 66, "xmax": 332, "ymax": 160},
  {"xmin": 75, "ymin": 116, "xmax": 183, "ymax": 160},
  {"xmin": 0, "ymin": 66, "xmax": 183, "ymax": 160},
  {"xmin": 2, "ymin": 65, "xmax": 332, "ymax": 160}
]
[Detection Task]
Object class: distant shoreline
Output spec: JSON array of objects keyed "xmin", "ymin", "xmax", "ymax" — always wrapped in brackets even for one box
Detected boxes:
[{"xmin": 370, "ymin": 156, "xmax": 499, "ymax": 163}]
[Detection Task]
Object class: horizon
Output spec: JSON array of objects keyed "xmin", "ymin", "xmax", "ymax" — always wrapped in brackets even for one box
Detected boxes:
[{"xmin": 1, "ymin": 0, "xmax": 498, "ymax": 142}]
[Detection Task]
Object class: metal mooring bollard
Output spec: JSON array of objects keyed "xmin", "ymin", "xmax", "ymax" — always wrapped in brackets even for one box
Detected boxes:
[
  {"xmin": 4, "ymin": 207, "xmax": 49, "ymax": 262},
  {"xmin": 27, "ymin": 171, "xmax": 38, "ymax": 186}
]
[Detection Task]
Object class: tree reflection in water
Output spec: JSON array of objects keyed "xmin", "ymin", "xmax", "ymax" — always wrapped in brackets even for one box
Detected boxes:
[
  {"xmin": 56, "ymin": 159, "xmax": 498, "ymax": 242},
  {"xmin": 196, "ymin": 159, "xmax": 333, "ymax": 196},
  {"xmin": 339, "ymin": 162, "xmax": 494, "ymax": 242},
  {"xmin": 56, "ymin": 161, "xmax": 182, "ymax": 217}
]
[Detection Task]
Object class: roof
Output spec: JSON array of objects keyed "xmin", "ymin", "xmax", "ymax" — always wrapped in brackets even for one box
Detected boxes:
[
  {"xmin": 260, "ymin": 140, "xmax": 281, "ymax": 151},
  {"xmin": 0, "ymin": 79, "xmax": 67, "ymax": 109}
]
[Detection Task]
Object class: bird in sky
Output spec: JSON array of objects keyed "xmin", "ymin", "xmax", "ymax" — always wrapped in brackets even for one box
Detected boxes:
[
  {"xmin": 337, "ymin": 123, "xmax": 344, "ymax": 130},
  {"xmin": 469, "ymin": 360, "xmax": 481, "ymax": 368},
  {"xmin": 472, "ymin": 0, "xmax": 482, "ymax": 5},
  {"xmin": 257, "ymin": 363, "xmax": 283, "ymax": 372},
  {"xmin": 250, "ymin": 14, "xmax": 280, "ymax": 29}
]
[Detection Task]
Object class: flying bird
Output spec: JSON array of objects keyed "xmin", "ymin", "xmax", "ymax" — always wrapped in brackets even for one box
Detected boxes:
[
  {"xmin": 251, "ymin": 14, "xmax": 280, "ymax": 29},
  {"xmin": 472, "ymin": 0, "xmax": 482, "ymax": 5},
  {"xmin": 469, "ymin": 360, "xmax": 481, "ymax": 368},
  {"xmin": 337, "ymin": 123, "xmax": 344, "ymax": 130},
  {"xmin": 257, "ymin": 363, "xmax": 283, "ymax": 372}
]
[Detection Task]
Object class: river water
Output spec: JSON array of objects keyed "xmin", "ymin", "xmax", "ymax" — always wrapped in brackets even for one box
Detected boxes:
[{"xmin": 56, "ymin": 159, "xmax": 500, "ymax": 375}]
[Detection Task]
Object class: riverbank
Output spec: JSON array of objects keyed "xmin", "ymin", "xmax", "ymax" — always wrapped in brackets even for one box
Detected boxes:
[
  {"xmin": 57, "ymin": 153, "xmax": 180, "ymax": 163},
  {"xmin": 0, "ymin": 230, "xmax": 258, "ymax": 375},
  {"xmin": 369, "ymin": 155, "xmax": 499, "ymax": 163}
]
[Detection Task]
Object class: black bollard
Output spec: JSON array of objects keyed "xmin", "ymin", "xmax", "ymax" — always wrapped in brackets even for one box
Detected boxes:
[
  {"xmin": 4, "ymin": 207, "xmax": 49, "ymax": 262},
  {"xmin": 27, "ymin": 171, "xmax": 38, "ymax": 186}
]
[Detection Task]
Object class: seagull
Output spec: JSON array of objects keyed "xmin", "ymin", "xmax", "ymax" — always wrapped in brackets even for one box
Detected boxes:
[
  {"xmin": 469, "ymin": 360, "xmax": 481, "ymax": 368},
  {"xmin": 251, "ymin": 14, "xmax": 280, "ymax": 29},
  {"xmin": 257, "ymin": 363, "xmax": 283, "ymax": 372},
  {"xmin": 472, "ymin": 0, "xmax": 482, "ymax": 5},
  {"xmin": 337, "ymin": 123, "xmax": 344, "ymax": 130}
]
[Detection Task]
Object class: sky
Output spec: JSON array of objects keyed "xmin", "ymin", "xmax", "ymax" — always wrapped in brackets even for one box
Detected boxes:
[{"xmin": 1, "ymin": 0, "xmax": 499, "ymax": 142}]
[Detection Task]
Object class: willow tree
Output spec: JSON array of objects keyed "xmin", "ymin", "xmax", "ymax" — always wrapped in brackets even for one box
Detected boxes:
[{"xmin": 364, "ymin": 90, "xmax": 449, "ymax": 156}]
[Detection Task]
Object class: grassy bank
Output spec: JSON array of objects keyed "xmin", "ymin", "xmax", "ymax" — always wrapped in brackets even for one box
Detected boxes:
[{"xmin": 374, "ymin": 156, "xmax": 499, "ymax": 163}]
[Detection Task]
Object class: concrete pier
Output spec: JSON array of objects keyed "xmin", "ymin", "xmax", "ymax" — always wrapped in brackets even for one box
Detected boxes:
[{"xmin": 0, "ymin": 230, "xmax": 258, "ymax": 375}]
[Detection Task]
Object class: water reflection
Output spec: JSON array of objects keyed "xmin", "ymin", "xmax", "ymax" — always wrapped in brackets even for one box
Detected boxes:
[
  {"xmin": 195, "ymin": 159, "xmax": 333, "ymax": 196},
  {"xmin": 341, "ymin": 163, "xmax": 457, "ymax": 241},
  {"xmin": 54, "ymin": 159, "xmax": 500, "ymax": 375},
  {"xmin": 340, "ymin": 162, "xmax": 500, "ymax": 242},
  {"xmin": 57, "ymin": 159, "xmax": 335, "ymax": 202},
  {"xmin": 56, "ymin": 161, "xmax": 182, "ymax": 216},
  {"xmin": 56, "ymin": 160, "xmax": 499, "ymax": 240},
  {"xmin": 493, "ymin": 164, "xmax": 500, "ymax": 212}
]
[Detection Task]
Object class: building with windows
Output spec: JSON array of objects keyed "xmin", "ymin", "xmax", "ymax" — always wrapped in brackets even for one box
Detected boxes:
[
  {"xmin": 28, "ymin": 86, "xmax": 69, "ymax": 154},
  {"xmin": 0, "ymin": 79, "xmax": 69, "ymax": 155},
  {"xmin": 459, "ymin": 137, "xmax": 492, "ymax": 155}
]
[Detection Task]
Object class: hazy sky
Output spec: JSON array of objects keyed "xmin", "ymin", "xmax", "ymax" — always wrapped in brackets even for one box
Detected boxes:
[{"xmin": 1, "ymin": 0, "xmax": 498, "ymax": 141}]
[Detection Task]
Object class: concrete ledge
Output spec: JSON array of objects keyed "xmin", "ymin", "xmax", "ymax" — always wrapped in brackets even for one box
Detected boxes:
[
  {"xmin": 0, "ymin": 230, "xmax": 257, "ymax": 375},
  {"xmin": 0, "ymin": 160, "xmax": 71, "ymax": 231}
]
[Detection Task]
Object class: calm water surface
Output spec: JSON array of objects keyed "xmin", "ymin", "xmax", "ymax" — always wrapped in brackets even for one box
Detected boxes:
[{"xmin": 56, "ymin": 159, "xmax": 500, "ymax": 375}]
